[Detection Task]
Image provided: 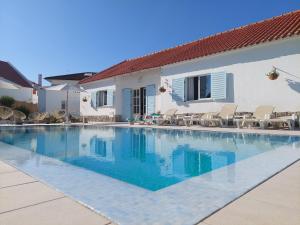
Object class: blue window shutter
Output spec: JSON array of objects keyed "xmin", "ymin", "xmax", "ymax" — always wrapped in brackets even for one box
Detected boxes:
[
  {"xmin": 91, "ymin": 92, "xmax": 97, "ymax": 108},
  {"xmin": 107, "ymin": 89, "xmax": 114, "ymax": 106},
  {"xmin": 122, "ymin": 88, "xmax": 132, "ymax": 121},
  {"xmin": 211, "ymin": 72, "xmax": 227, "ymax": 100},
  {"xmin": 146, "ymin": 84, "xmax": 156, "ymax": 115},
  {"xmin": 172, "ymin": 78, "xmax": 185, "ymax": 102}
]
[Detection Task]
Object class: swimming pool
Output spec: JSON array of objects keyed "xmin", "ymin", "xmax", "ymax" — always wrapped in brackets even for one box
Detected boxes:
[{"xmin": 0, "ymin": 125, "xmax": 299, "ymax": 191}]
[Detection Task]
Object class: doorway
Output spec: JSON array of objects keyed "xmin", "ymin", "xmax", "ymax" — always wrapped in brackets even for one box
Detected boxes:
[{"xmin": 132, "ymin": 87, "xmax": 146, "ymax": 119}]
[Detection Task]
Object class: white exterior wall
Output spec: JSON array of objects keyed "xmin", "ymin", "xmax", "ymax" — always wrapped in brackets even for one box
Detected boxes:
[
  {"xmin": 81, "ymin": 68, "xmax": 161, "ymax": 118},
  {"xmin": 0, "ymin": 87, "xmax": 35, "ymax": 103},
  {"xmin": 80, "ymin": 78, "xmax": 116, "ymax": 116},
  {"xmin": 79, "ymin": 37, "xmax": 300, "ymax": 117},
  {"xmin": 161, "ymin": 37, "xmax": 300, "ymax": 113},
  {"xmin": 114, "ymin": 68, "xmax": 161, "ymax": 116},
  {"xmin": 38, "ymin": 89, "xmax": 80, "ymax": 114}
]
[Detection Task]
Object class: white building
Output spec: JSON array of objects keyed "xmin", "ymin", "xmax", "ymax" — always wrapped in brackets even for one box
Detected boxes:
[
  {"xmin": 0, "ymin": 60, "xmax": 38, "ymax": 104},
  {"xmin": 78, "ymin": 11, "xmax": 300, "ymax": 121},
  {"xmin": 38, "ymin": 72, "xmax": 95, "ymax": 113}
]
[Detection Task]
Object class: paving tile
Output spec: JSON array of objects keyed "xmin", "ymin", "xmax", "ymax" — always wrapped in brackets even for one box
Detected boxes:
[
  {"xmin": 0, "ymin": 171, "xmax": 36, "ymax": 188},
  {"xmin": 0, "ymin": 161, "xmax": 16, "ymax": 174},
  {"xmin": 244, "ymin": 178, "xmax": 300, "ymax": 210},
  {"xmin": 0, "ymin": 182, "xmax": 64, "ymax": 213},
  {"xmin": 204, "ymin": 197, "xmax": 300, "ymax": 225},
  {"xmin": 0, "ymin": 197, "xmax": 110, "ymax": 225}
]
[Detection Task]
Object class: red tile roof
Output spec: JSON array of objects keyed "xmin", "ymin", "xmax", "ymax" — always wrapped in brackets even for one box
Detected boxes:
[
  {"xmin": 0, "ymin": 61, "xmax": 32, "ymax": 88},
  {"xmin": 80, "ymin": 10, "xmax": 300, "ymax": 84}
]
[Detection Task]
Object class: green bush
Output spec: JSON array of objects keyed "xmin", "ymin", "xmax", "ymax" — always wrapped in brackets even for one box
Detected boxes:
[
  {"xmin": 14, "ymin": 105, "xmax": 30, "ymax": 117},
  {"xmin": 0, "ymin": 96, "xmax": 15, "ymax": 108}
]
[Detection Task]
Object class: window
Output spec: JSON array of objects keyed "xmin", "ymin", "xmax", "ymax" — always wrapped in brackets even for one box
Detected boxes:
[
  {"xmin": 186, "ymin": 74, "xmax": 211, "ymax": 101},
  {"xmin": 61, "ymin": 100, "xmax": 66, "ymax": 110},
  {"xmin": 132, "ymin": 89, "xmax": 140, "ymax": 114},
  {"xmin": 97, "ymin": 90, "xmax": 107, "ymax": 107}
]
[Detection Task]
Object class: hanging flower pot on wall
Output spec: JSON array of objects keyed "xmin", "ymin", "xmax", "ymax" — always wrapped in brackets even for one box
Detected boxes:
[
  {"xmin": 82, "ymin": 97, "xmax": 88, "ymax": 102},
  {"xmin": 266, "ymin": 68, "xmax": 280, "ymax": 80},
  {"xmin": 159, "ymin": 86, "xmax": 166, "ymax": 93}
]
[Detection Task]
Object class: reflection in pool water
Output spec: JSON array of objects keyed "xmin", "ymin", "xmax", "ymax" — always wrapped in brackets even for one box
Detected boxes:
[{"xmin": 0, "ymin": 126, "xmax": 299, "ymax": 191}]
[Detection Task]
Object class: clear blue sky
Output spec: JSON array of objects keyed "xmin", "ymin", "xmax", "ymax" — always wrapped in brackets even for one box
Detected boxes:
[{"xmin": 1, "ymin": 0, "xmax": 299, "ymax": 84}]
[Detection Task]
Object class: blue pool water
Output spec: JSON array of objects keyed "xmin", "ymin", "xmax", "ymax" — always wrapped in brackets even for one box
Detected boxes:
[{"xmin": 0, "ymin": 125, "xmax": 299, "ymax": 191}]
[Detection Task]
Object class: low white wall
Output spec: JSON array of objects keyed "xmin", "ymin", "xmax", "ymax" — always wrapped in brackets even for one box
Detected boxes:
[
  {"xmin": 0, "ymin": 87, "xmax": 34, "ymax": 103},
  {"xmin": 39, "ymin": 89, "xmax": 80, "ymax": 114},
  {"xmin": 161, "ymin": 37, "xmax": 300, "ymax": 113}
]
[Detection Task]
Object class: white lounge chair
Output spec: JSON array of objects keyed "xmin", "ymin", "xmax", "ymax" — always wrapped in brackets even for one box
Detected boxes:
[
  {"xmin": 268, "ymin": 112, "xmax": 299, "ymax": 130},
  {"xmin": 241, "ymin": 105, "xmax": 274, "ymax": 129},
  {"xmin": 205, "ymin": 104, "xmax": 238, "ymax": 127},
  {"xmin": 153, "ymin": 109, "xmax": 178, "ymax": 125}
]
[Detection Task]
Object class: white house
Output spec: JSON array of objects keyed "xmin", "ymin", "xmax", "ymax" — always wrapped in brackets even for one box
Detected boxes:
[
  {"xmin": 79, "ymin": 10, "xmax": 300, "ymax": 121},
  {"xmin": 38, "ymin": 72, "xmax": 95, "ymax": 113},
  {"xmin": 0, "ymin": 60, "xmax": 38, "ymax": 104}
]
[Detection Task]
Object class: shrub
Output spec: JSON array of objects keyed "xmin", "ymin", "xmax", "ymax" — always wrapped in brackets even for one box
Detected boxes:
[
  {"xmin": 14, "ymin": 105, "xmax": 30, "ymax": 117},
  {"xmin": 0, "ymin": 96, "xmax": 15, "ymax": 108}
]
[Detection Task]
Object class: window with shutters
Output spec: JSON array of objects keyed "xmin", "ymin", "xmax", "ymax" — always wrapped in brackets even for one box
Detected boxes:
[
  {"xmin": 185, "ymin": 74, "xmax": 211, "ymax": 101},
  {"xmin": 97, "ymin": 90, "xmax": 108, "ymax": 107}
]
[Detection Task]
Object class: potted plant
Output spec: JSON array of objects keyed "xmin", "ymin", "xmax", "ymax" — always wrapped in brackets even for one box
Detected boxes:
[
  {"xmin": 82, "ymin": 97, "xmax": 88, "ymax": 102},
  {"xmin": 128, "ymin": 118, "xmax": 135, "ymax": 125},
  {"xmin": 159, "ymin": 86, "xmax": 166, "ymax": 93},
  {"xmin": 266, "ymin": 68, "xmax": 279, "ymax": 80}
]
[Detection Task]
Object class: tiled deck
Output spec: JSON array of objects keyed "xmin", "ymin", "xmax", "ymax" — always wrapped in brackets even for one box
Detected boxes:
[
  {"xmin": 0, "ymin": 159, "xmax": 299, "ymax": 225},
  {"xmin": 199, "ymin": 160, "xmax": 300, "ymax": 225},
  {"xmin": 0, "ymin": 161, "xmax": 112, "ymax": 225}
]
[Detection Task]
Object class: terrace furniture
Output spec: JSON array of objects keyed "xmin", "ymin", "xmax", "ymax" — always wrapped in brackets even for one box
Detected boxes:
[
  {"xmin": 183, "ymin": 114, "xmax": 202, "ymax": 126},
  {"xmin": 153, "ymin": 109, "xmax": 178, "ymax": 125},
  {"xmin": 240, "ymin": 105, "xmax": 275, "ymax": 129},
  {"xmin": 205, "ymin": 104, "xmax": 238, "ymax": 127},
  {"xmin": 267, "ymin": 114, "xmax": 298, "ymax": 130},
  {"xmin": 199, "ymin": 112, "xmax": 219, "ymax": 126}
]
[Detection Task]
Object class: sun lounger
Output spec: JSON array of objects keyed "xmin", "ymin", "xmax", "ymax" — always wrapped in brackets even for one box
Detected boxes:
[
  {"xmin": 199, "ymin": 112, "xmax": 219, "ymax": 126},
  {"xmin": 241, "ymin": 105, "xmax": 274, "ymax": 129},
  {"xmin": 268, "ymin": 114, "xmax": 298, "ymax": 130},
  {"xmin": 153, "ymin": 109, "xmax": 178, "ymax": 125},
  {"xmin": 205, "ymin": 104, "xmax": 238, "ymax": 127},
  {"xmin": 183, "ymin": 114, "xmax": 202, "ymax": 126}
]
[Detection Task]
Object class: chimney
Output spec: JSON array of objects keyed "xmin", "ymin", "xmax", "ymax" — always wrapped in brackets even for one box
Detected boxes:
[{"xmin": 38, "ymin": 74, "xmax": 42, "ymax": 86}]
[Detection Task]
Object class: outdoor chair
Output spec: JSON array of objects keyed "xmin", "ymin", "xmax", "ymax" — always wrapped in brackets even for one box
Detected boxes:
[
  {"xmin": 205, "ymin": 104, "xmax": 238, "ymax": 127},
  {"xmin": 153, "ymin": 109, "xmax": 178, "ymax": 125},
  {"xmin": 240, "ymin": 105, "xmax": 275, "ymax": 129}
]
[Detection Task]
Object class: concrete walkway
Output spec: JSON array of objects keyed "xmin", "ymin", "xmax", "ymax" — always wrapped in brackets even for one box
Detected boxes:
[
  {"xmin": 198, "ymin": 160, "xmax": 300, "ymax": 225},
  {"xmin": 0, "ymin": 159, "xmax": 299, "ymax": 225},
  {"xmin": 0, "ymin": 161, "xmax": 113, "ymax": 225}
]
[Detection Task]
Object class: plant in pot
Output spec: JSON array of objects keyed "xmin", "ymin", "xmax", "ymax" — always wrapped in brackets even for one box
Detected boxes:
[
  {"xmin": 159, "ymin": 86, "xmax": 166, "ymax": 93},
  {"xmin": 266, "ymin": 68, "xmax": 279, "ymax": 80},
  {"xmin": 82, "ymin": 97, "xmax": 88, "ymax": 102},
  {"xmin": 128, "ymin": 118, "xmax": 135, "ymax": 125}
]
